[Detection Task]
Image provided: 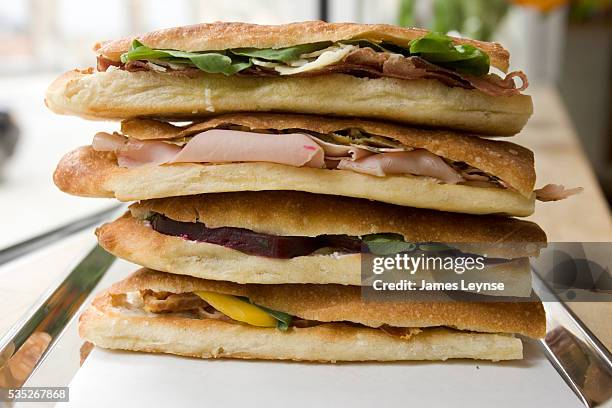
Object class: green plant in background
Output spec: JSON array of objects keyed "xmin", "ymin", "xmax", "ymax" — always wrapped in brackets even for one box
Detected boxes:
[
  {"xmin": 399, "ymin": 0, "xmax": 509, "ymax": 41},
  {"xmin": 569, "ymin": 0, "xmax": 612, "ymax": 21},
  {"xmin": 399, "ymin": 0, "xmax": 417, "ymax": 27}
]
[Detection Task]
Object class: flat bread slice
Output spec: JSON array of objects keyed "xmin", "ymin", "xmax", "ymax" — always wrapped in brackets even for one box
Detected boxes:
[
  {"xmin": 80, "ymin": 292, "xmax": 523, "ymax": 362},
  {"xmin": 54, "ymin": 146, "xmax": 535, "ymax": 216},
  {"xmin": 104, "ymin": 269, "xmax": 546, "ymax": 338},
  {"xmin": 45, "ymin": 69, "xmax": 532, "ymax": 135},
  {"xmin": 96, "ymin": 211, "xmax": 535, "ymax": 292}
]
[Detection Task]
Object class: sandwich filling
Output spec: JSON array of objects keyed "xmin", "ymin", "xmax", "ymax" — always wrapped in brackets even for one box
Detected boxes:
[
  {"xmin": 97, "ymin": 32, "xmax": 528, "ymax": 97},
  {"xmin": 145, "ymin": 212, "xmax": 514, "ymax": 264},
  {"xmin": 92, "ymin": 128, "xmax": 504, "ymax": 188},
  {"xmin": 92, "ymin": 127, "xmax": 581, "ymax": 201},
  {"xmin": 113, "ymin": 288, "xmax": 437, "ymax": 339}
]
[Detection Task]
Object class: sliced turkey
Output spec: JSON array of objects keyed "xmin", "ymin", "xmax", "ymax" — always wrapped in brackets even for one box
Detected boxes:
[
  {"xmin": 336, "ymin": 150, "xmax": 464, "ymax": 184},
  {"xmin": 169, "ymin": 129, "xmax": 325, "ymax": 168}
]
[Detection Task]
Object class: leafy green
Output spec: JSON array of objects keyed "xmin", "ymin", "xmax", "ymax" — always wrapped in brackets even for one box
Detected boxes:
[
  {"xmin": 362, "ymin": 234, "xmax": 457, "ymax": 255},
  {"xmin": 121, "ymin": 40, "xmax": 252, "ymax": 75},
  {"xmin": 408, "ymin": 32, "xmax": 490, "ymax": 76},
  {"xmin": 230, "ymin": 41, "xmax": 333, "ymax": 62},
  {"xmin": 120, "ymin": 32, "xmax": 491, "ymax": 77},
  {"xmin": 257, "ymin": 305, "xmax": 294, "ymax": 331},
  {"xmin": 362, "ymin": 233, "xmax": 417, "ymax": 255},
  {"xmin": 120, "ymin": 40, "xmax": 170, "ymax": 61},
  {"xmin": 237, "ymin": 296, "xmax": 293, "ymax": 331}
]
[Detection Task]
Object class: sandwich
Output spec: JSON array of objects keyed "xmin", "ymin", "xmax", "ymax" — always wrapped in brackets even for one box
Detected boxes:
[
  {"xmin": 53, "ymin": 112, "xmax": 575, "ymax": 217},
  {"xmin": 95, "ymin": 191, "xmax": 546, "ymax": 292},
  {"xmin": 80, "ymin": 268, "xmax": 546, "ymax": 362},
  {"xmin": 45, "ymin": 21, "xmax": 533, "ymax": 135}
]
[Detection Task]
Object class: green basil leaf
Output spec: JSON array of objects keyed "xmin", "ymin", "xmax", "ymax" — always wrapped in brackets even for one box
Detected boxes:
[
  {"xmin": 409, "ymin": 32, "xmax": 490, "ymax": 76},
  {"xmin": 230, "ymin": 41, "xmax": 333, "ymax": 62},
  {"xmin": 362, "ymin": 233, "xmax": 417, "ymax": 255}
]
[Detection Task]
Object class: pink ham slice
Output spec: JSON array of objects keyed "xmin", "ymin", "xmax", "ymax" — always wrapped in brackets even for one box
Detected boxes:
[
  {"xmin": 92, "ymin": 132, "xmax": 181, "ymax": 168},
  {"xmin": 169, "ymin": 129, "xmax": 325, "ymax": 168},
  {"xmin": 336, "ymin": 150, "xmax": 464, "ymax": 184},
  {"xmin": 93, "ymin": 129, "xmax": 325, "ymax": 169},
  {"xmin": 118, "ymin": 139, "xmax": 181, "ymax": 168},
  {"xmin": 535, "ymin": 184, "xmax": 583, "ymax": 201}
]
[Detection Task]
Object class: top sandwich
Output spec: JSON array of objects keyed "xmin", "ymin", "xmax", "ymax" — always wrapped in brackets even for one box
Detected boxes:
[{"xmin": 46, "ymin": 21, "xmax": 533, "ymax": 135}]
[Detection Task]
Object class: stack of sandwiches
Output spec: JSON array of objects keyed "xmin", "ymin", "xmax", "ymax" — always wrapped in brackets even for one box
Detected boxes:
[{"xmin": 47, "ymin": 21, "xmax": 578, "ymax": 362}]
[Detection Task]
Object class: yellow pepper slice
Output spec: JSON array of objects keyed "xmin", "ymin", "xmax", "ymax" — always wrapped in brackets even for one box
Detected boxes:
[{"xmin": 194, "ymin": 291, "xmax": 277, "ymax": 327}]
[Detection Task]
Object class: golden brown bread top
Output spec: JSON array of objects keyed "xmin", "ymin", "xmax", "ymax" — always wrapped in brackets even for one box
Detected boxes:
[
  {"xmin": 121, "ymin": 113, "xmax": 536, "ymax": 196},
  {"xmin": 95, "ymin": 21, "xmax": 510, "ymax": 72},
  {"xmin": 130, "ymin": 191, "xmax": 546, "ymax": 256},
  {"xmin": 110, "ymin": 268, "xmax": 545, "ymax": 338}
]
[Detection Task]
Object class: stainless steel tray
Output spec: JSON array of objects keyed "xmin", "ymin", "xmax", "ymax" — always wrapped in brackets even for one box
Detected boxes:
[{"xmin": 0, "ymin": 240, "xmax": 610, "ymax": 407}]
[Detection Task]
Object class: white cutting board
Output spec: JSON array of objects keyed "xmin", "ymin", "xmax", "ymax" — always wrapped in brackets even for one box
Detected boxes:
[{"xmin": 48, "ymin": 259, "xmax": 581, "ymax": 407}]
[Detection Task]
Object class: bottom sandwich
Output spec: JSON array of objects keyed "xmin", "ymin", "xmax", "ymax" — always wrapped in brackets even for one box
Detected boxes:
[{"xmin": 80, "ymin": 269, "xmax": 546, "ymax": 362}]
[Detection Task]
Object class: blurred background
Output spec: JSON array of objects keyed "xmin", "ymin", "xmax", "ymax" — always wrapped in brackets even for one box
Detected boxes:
[{"xmin": 0, "ymin": 0, "xmax": 610, "ymax": 250}]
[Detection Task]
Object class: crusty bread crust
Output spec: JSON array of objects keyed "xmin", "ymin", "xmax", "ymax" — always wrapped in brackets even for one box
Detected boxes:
[
  {"xmin": 108, "ymin": 269, "xmax": 546, "ymax": 338},
  {"xmin": 120, "ymin": 113, "xmax": 536, "ymax": 196},
  {"xmin": 94, "ymin": 21, "xmax": 510, "ymax": 72},
  {"xmin": 96, "ymin": 213, "xmax": 534, "ymax": 292},
  {"xmin": 80, "ymin": 292, "xmax": 523, "ymax": 361},
  {"xmin": 52, "ymin": 146, "xmax": 116, "ymax": 198},
  {"xmin": 45, "ymin": 69, "xmax": 532, "ymax": 136},
  {"xmin": 54, "ymin": 146, "xmax": 536, "ymax": 216}
]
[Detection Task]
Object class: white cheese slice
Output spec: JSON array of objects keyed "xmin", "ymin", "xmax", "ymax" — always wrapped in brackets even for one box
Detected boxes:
[{"xmin": 275, "ymin": 44, "xmax": 356, "ymax": 75}]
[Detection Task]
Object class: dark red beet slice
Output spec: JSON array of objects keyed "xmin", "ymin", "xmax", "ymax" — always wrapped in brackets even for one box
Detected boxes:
[{"xmin": 149, "ymin": 213, "xmax": 362, "ymax": 259}]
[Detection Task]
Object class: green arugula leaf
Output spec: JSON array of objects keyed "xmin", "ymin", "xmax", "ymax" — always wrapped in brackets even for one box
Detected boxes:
[
  {"xmin": 409, "ymin": 32, "xmax": 490, "ymax": 76},
  {"xmin": 230, "ymin": 41, "xmax": 332, "ymax": 62},
  {"xmin": 119, "ymin": 33, "xmax": 491, "ymax": 77},
  {"xmin": 362, "ymin": 233, "xmax": 417, "ymax": 255},
  {"xmin": 120, "ymin": 40, "xmax": 169, "ymax": 63}
]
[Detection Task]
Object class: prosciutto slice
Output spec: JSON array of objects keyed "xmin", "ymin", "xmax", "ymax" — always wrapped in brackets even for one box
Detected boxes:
[
  {"xmin": 344, "ymin": 48, "xmax": 528, "ymax": 96},
  {"xmin": 535, "ymin": 184, "xmax": 583, "ymax": 201},
  {"xmin": 336, "ymin": 150, "xmax": 464, "ymax": 184}
]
